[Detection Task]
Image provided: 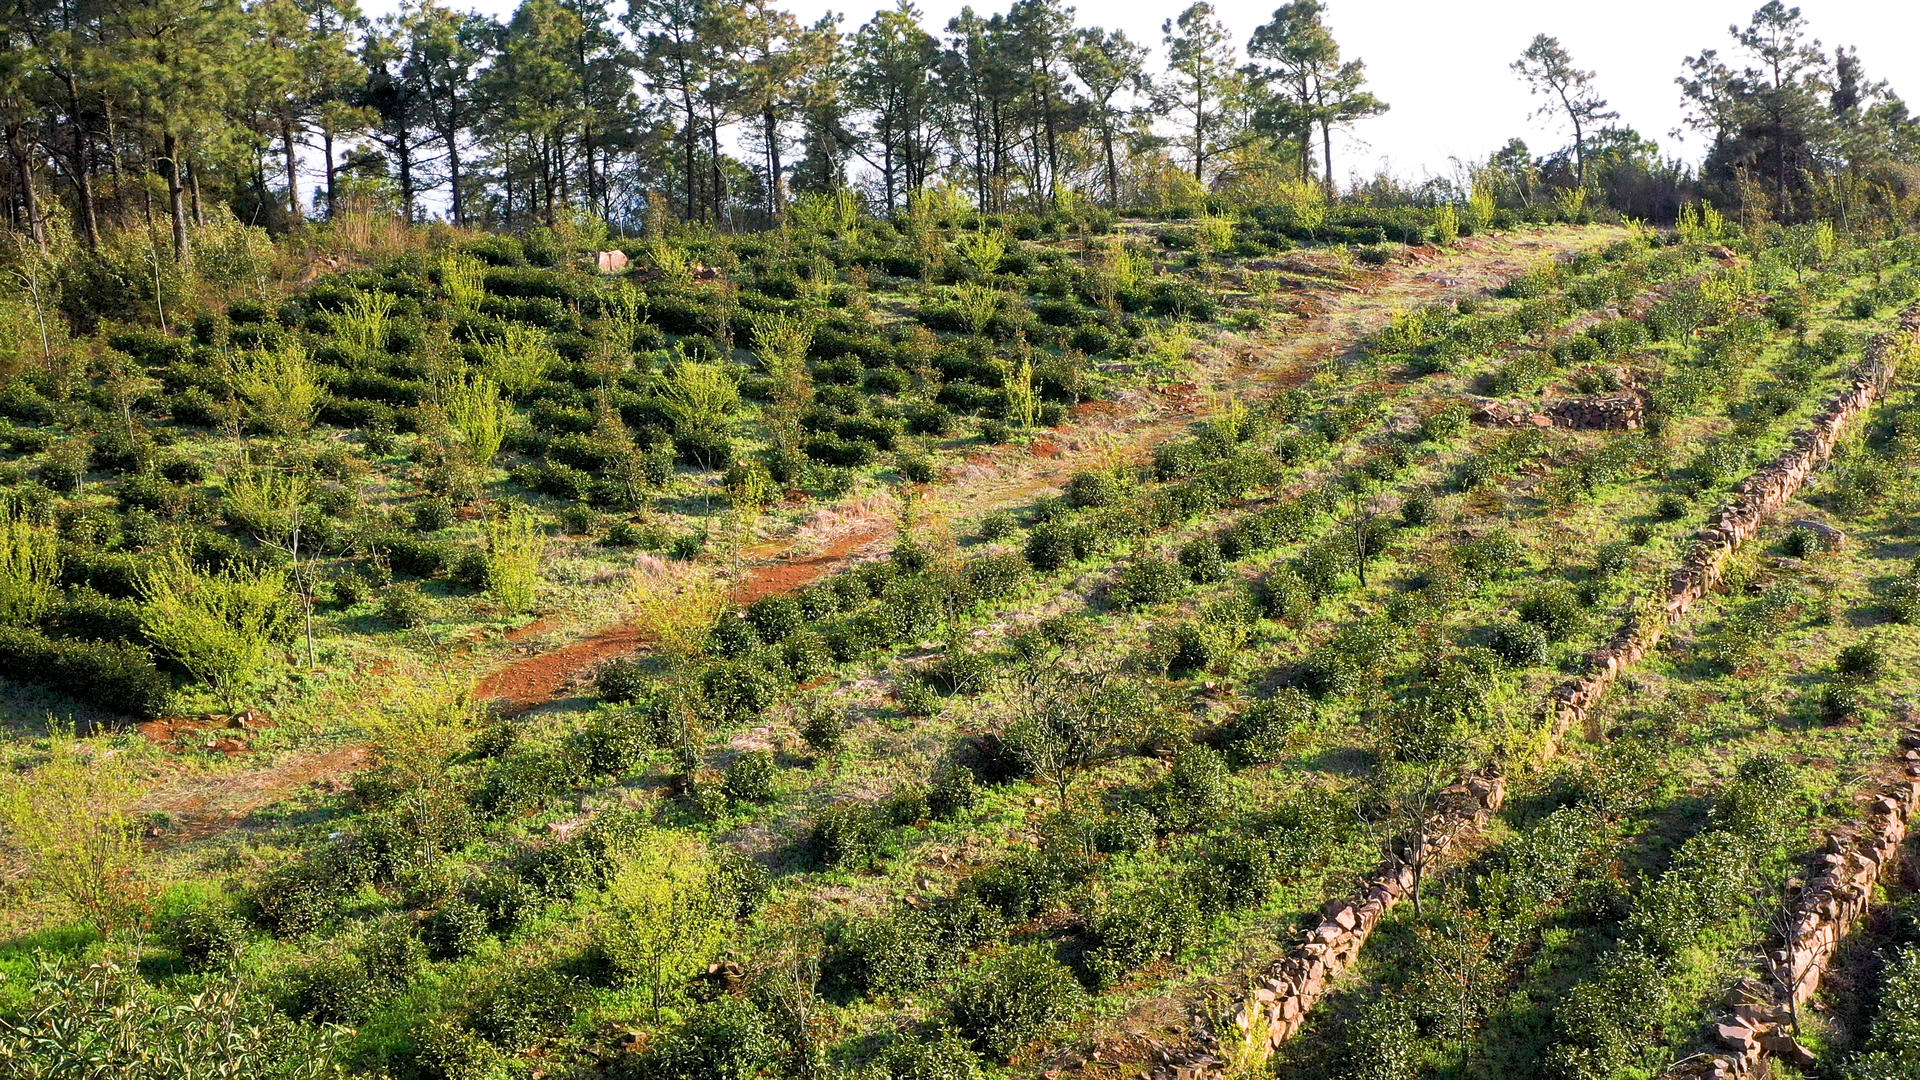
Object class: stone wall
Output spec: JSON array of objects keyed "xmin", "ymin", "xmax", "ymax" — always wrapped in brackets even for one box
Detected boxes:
[
  {"xmin": 1664, "ymin": 726, "xmax": 1920, "ymax": 1080},
  {"xmin": 1129, "ymin": 302, "xmax": 1919, "ymax": 1080},
  {"xmin": 1469, "ymin": 390, "xmax": 1648, "ymax": 431},
  {"xmin": 1546, "ymin": 302, "xmax": 1918, "ymax": 744}
]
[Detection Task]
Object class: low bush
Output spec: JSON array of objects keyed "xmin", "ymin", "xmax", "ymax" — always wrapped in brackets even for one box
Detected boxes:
[
  {"xmin": 722, "ymin": 750, "xmax": 776, "ymax": 804},
  {"xmin": 0, "ymin": 627, "xmax": 171, "ymax": 717},
  {"xmin": 1488, "ymin": 620, "xmax": 1551, "ymax": 666},
  {"xmin": 1220, "ymin": 687, "xmax": 1312, "ymax": 767},
  {"xmin": 809, "ymin": 802, "xmax": 885, "ymax": 868},
  {"xmin": 946, "ymin": 945, "xmax": 1084, "ymax": 1062},
  {"xmin": 1111, "ymin": 555, "xmax": 1185, "ymax": 608},
  {"xmin": 1082, "ymin": 879, "xmax": 1200, "ymax": 989}
]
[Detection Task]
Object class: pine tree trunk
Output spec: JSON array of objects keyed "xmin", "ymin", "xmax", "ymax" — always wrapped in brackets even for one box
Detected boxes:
[
  {"xmin": 281, "ymin": 114, "xmax": 300, "ymax": 219},
  {"xmin": 161, "ymin": 129, "xmax": 190, "ymax": 263},
  {"xmin": 7, "ymin": 125, "xmax": 46, "ymax": 252}
]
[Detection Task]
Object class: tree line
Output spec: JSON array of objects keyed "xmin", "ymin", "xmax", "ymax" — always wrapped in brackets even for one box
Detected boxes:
[{"xmin": 0, "ymin": 0, "xmax": 1915, "ymax": 262}]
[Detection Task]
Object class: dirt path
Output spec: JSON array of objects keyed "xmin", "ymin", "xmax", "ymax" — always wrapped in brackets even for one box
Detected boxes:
[
  {"xmin": 142, "ymin": 744, "xmax": 371, "ymax": 844},
  {"xmin": 133, "ymin": 228, "xmax": 1613, "ymax": 851}
]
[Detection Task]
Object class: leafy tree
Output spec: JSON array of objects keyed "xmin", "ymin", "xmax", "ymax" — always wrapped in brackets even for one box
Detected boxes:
[
  {"xmin": 848, "ymin": 1, "xmax": 941, "ymax": 210},
  {"xmin": 0, "ymin": 504, "xmax": 59, "ymax": 626},
  {"xmin": 1246, "ymin": 0, "xmax": 1386, "ymax": 194},
  {"xmin": 1005, "ymin": 666, "xmax": 1145, "ymax": 807},
  {"xmin": 1158, "ymin": 2, "xmax": 1247, "ymax": 183},
  {"xmin": 253, "ymin": 0, "xmax": 364, "ymax": 220},
  {"xmin": 1512, "ymin": 34, "xmax": 1616, "ymax": 190},
  {"xmin": 599, "ymin": 830, "xmax": 728, "ymax": 1017},
  {"xmin": 1679, "ymin": 2, "xmax": 1835, "ymax": 220},
  {"xmin": 1070, "ymin": 26, "xmax": 1150, "ymax": 207},
  {"xmin": 397, "ymin": 0, "xmax": 491, "ymax": 225},
  {"xmin": 229, "ymin": 342, "xmax": 322, "ymax": 439},
  {"xmin": 139, "ymin": 551, "xmax": 293, "ymax": 709},
  {"xmin": 0, "ymin": 731, "xmax": 150, "ymax": 928},
  {"xmin": 481, "ymin": 507, "xmax": 547, "ymax": 613},
  {"xmin": 736, "ymin": 0, "xmax": 837, "ymax": 219}
]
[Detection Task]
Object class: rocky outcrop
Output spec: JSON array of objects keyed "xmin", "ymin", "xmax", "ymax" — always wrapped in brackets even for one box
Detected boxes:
[
  {"xmin": 1115, "ymin": 302, "xmax": 1920, "ymax": 1080},
  {"xmin": 1469, "ymin": 390, "xmax": 1649, "ymax": 431},
  {"xmin": 1664, "ymin": 727, "xmax": 1920, "ymax": 1080}
]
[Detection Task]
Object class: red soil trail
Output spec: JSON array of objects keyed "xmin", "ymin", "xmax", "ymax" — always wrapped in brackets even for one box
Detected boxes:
[{"xmin": 472, "ymin": 525, "xmax": 891, "ymax": 712}]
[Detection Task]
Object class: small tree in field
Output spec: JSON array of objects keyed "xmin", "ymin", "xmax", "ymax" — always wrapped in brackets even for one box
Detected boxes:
[
  {"xmin": 139, "ymin": 552, "xmax": 293, "ymax": 710},
  {"xmin": 360, "ymin": 684, "xmax": 476, "ymax": 793},
  {"xmin": 599, "ymin": 831, "xmax": 726, "ymax": 1018},
  {"xmin": 443, "ymin": 373, "xmax": 511, "ymax": 475},
  {"xmin": 225, "ymin": 468, "xmax": 322, "ymax": 667},
  {"xmin": 1006, "ymin": 666, "xmax": 1146, "ymax": 809},
  {"xmin": 229, "ymin": 342, "xmax": 322, "ymax": 440},
  {"xmin": 0, "ymin": 505, "xmax": 60, "ymax": 626},
  {"xmin": 0, "ymin": 731, "xmax": 149, "ymax": 928},
  {"xmin": 481, "ymin": 509, "xmax": 546, "ymax": 613},
  {"xmin": 1511, "ymin": 35, "xmax": 1616, "ymax": 190}
]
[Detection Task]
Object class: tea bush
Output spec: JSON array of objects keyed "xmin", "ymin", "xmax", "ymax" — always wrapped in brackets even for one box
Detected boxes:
[{"xmin": 946, "ymin": 944, "xmax": 1084, "ymax": 1062}]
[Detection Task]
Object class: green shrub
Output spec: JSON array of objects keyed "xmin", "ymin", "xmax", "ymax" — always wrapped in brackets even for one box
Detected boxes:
[
  {"xmin": 641, "ymin": 997, "xmax": 775, "ymax": 1080},
  {"xmin": 978, "ymin": 511, "xmax": 1018, "ymax": 541},
  {"xmin": 1156, "ymin": 745, "xmax": 1232, "ymax": 828},
  {"xmin": 162, "ymin": 903, "xmax": 246, "ymax": 972},
  {"xmin": 425, "ymin": 898, "xmax": 492, "ymax": 960},
  {"xmin": 809, "ymin": 802, "xmax": 885, "ymax": 868},
  {"xmin": 1518, "ymin": 580, "xmax": 1584, "ymax": 639},
  {"xmin": 595, "ymin": 658, "xmax": 652, "ymax": 703},
  {"xmin": 1221, "ymin": 687, "xmax": 1312, "ymax": 767},
  {"xmin": 946, "ymin": 945, "xmax": 1084, "ymax": 1062},
  {"xmin": 1082, "ymin": 878, "xmax": 1200, "ymax": 989},
  {"xmin": 411, "ymin": 497, "xmax": 456, "ymax": 532},
  {"xmin": 1845, "ymin": 945, "xmax": 1920, "ymax": 1080},
  {"xmin": 874, "ymin": 1032, "xmax": 985, "ymax": 1080},
  {"xmin": 1488, "ymin": 620, "xmax": 1551, "ymax": 666},
  {"xmin": 722, "ymin": 750, "xmax": 776, "ymax": 803},
  {"xmin": 929, "ymin": 761, "xmax": 981, "ymax": 819},
  {"xmin": 378, "ymin": 583, "xmax": 433, "ymax": 628},
  {"xmin": 0, "ymin": 627, "xmax": 172, "ymax": 717},
  {"xmin": 1111, "ymin": 555, "xmax": 1185, "ymax": 608},
  {"xmin": 1836, "ymin": 639, "xmax": 1886, "ymax": 680},
  {"xmin": 799, "ymin": 705, "xmax": 849, "ymax": 757}
]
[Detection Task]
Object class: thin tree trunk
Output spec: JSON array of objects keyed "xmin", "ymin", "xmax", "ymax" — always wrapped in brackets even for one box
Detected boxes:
[
  {"xmin": 161, "ymin": 129, "xmax": 190, "ymax": 262},
  {"xmin": 1320, "ymin": 119, "xmax": 1335, "ymax": 198},
  {"xmin": 280, "ymin": 114, "xmax": 300, "ymax": 219},
  {"xmin": 322, "ymin": 128, "xmax": 338, "ymax": 218},
  {"xmin": 8, "ymin": 125, "xmax": 46, "ymax": 252},
  {"xmin": 763, "ymin": 108, "xmax": 784, "ymax": 219},
  {"xmin": 1103, "ymin": 125, "xmax": 1120, "ymax": 208},
  {"xmin": 64, "ymin": 72, "xmax": 100, "ymax": 248},
  {"xmin": 445, "ymin": 125, "xmax": 463, "ymax": 226},
  {"xmin": 707, "ymin": 101, "xmax": 725, "ymax": 226}
]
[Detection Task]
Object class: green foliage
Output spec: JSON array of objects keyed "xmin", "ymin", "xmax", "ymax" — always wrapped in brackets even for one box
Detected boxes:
[
  {"xmin": 809, "ymin": 802, "xmax": 886, "ymax": 869},
  {"xmin": 722, "ymin": 750, "xmax": 776, "ymax": 803},
  {"xmin": 0, "ymin": 505, "xmax": 59, "ymax": 626},
  {"xmin": 480, "ymin": 509, "xmax": 545, "ymax": 613},
  {"xmin": 138, "ymin": 552, "xmax": 292, "ymax": 706},
  {"xmin": 1845, "ymin": 945, "xmax": 1920, "ymax": 1080},
  {"xmin": 946, "ymin": 944, "xmax": 1084, "ymax": 1062},
  {"xmin": 0, "ymin": 953, "xmax": 347, "ymax": 1079}
]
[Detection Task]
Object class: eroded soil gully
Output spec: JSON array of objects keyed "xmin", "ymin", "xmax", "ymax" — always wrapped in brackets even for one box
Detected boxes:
[
  {"xmin": 1098, "ymin": 303, "xmax": 1920, "ymax": 1080},
  {"xmin": 135, "ymin": 231, "xmax": 1603, "ymax": 854}
]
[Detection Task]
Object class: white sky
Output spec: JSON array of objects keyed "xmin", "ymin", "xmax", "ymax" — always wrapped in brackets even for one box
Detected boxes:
[{"xmin": 358, "ymin": 0, "xmax": 1920, "ymax": 188}]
